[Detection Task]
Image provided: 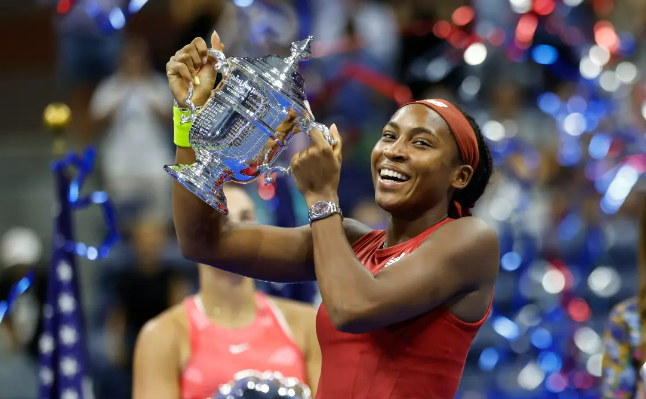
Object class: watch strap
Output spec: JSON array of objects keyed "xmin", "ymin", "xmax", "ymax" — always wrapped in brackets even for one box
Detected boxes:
[{"xmin": 308, "ymin": 201, "xmax": 343, "ymax": 225}]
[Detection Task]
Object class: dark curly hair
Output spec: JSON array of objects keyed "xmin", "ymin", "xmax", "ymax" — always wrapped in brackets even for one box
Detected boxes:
[{"xmin": 448, "ymin": 109, "xmax": 493, "ymax": 218}]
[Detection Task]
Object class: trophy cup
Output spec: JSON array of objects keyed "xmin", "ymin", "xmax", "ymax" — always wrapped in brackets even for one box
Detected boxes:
[
  {"xmin": 164, "ymin": 36, "xmax": 335, "ymax": 214},
  {"xmin": 213, "ymin": 370, "xmax": 311, "ymax": 399}
]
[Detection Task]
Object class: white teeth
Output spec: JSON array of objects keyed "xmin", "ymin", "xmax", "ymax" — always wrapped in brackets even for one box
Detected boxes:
[{"xmin": 379, "ymin": 169, "xmax": 409, "ymax": 181}]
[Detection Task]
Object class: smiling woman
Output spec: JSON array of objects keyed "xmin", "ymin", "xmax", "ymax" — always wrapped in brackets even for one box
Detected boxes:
[
  {"xmin": 371, "ymin": 100, "xmax": 492, "ymax": 221},
  {"xmin": 167, "ymin": 33, "xmax": 499, "ymax": 399}
]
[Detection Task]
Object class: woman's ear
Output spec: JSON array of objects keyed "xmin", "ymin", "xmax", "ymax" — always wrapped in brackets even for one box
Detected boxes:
[{"xmin": 451, "ymin": 165, "xmax": 473, "ymax": 191}]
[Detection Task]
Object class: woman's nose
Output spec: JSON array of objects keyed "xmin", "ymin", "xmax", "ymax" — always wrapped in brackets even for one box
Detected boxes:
[{"xmin": 383, "ymin": 140, "xmax": 408, "ymax": 161}]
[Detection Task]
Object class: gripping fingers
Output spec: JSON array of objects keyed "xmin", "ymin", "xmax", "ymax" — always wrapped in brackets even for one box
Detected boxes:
[
  {"xmin": 167, "ymin": 60, "xmax": 193, "ymax": 86},
  {"xmin": 183, "ymin": 43, "xmax": 203, "ymax": 75},
  {"xmin": 174, "ymin": 52, "xmax": 196, "ymax": 78},
  {"xmin": 192, "ymin": 37, "xmax": 209, "ymax": 65}
]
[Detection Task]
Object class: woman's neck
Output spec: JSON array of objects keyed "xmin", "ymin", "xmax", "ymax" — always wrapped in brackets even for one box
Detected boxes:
[
  {"xmin": 198, "ymin": 266, "xmax": 257, "ymax": 326},
  {"xmin": 384, "ymin": 206, "xmax": 448, "ymax": 248}
]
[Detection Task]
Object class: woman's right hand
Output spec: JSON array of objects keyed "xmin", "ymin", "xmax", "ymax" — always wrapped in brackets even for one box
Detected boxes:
[{"xmin": 166, "ymin": 31, "xmax": 224, "ymax": 108}]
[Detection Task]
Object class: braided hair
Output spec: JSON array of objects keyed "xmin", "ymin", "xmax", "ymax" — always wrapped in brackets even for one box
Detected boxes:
[{"xmin": 449, "ymin": 110, "xmax": 493, "ymax": 217}]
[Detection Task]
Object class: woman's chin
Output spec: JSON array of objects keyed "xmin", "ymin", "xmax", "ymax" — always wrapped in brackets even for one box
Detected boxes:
[{"xmin": 375, "ymin": 195, "xmax": 404, "ymax": 214}]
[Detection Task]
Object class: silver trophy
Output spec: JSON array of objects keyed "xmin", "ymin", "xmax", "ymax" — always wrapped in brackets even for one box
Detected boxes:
[
  {"xmin": 164, "ymin": 36, "xmax": 334, "ymax": 214},
  {"xmin": 213, "ymin": 370, "xmax": 311, "ymax": 399}
]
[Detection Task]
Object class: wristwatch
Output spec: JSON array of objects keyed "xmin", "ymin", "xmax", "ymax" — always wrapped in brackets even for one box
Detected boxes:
[{"xmin": 308, "ymin": 201, "xmax": 343, "ymax": 225}]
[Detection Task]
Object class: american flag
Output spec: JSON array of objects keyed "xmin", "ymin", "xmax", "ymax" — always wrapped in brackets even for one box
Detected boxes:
[{"xmin": 39, "ymin": 167, "xmax": 91, "ymax": 399}]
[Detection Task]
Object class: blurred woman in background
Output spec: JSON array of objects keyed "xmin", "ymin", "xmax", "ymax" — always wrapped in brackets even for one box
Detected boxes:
[
  {"xmin": 602, "ymin": 194, "xmax": 646, "ymax": 399},
  {"xmin": 132, "ymin": 185, "xmax": 321, "ymax": 399}
]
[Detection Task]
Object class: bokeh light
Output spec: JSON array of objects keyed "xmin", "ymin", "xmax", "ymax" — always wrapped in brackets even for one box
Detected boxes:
[{"xmin": 464, "ymin": 43, "xmax": 488, "ymax": 65}]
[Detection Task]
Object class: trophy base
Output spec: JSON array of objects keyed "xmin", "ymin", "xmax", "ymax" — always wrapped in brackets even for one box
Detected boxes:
[{"xmin": 164, "ymin": 155, "xmax": 230, "ymax": 215}]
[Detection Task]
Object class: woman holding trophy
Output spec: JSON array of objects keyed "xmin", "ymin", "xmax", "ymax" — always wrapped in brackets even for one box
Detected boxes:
[{"xmin": 163, "ymin": 31, "xmax": 499, "ymax": 399}]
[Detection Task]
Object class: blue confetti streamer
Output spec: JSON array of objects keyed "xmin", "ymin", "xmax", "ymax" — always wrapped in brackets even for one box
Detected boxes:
[
  {"xmin": 0, "ymin": 270, "xmax": 35, "ymax": 325},
  {"xmin": 50, "ymin": 146, "xmax": 120, "ymax": 260},
  {"xmin": 1, "ymin": 146, "xmax": 120, "ymax": 325}
]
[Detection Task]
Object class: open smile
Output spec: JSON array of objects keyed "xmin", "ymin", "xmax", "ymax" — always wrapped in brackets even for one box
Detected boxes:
[{"xmin": 378, "ymin": 167, "xmax": 410, "ymax": 187}]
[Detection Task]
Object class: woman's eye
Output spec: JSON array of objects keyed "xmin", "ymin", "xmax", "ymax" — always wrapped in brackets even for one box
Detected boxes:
[
  {"xmin": 414, "ymin": 140, "xmax": 431, "ymax": 147},
  {"xmin": 382, "ymin": 132, "xmax": 396, "ymax": 140}
]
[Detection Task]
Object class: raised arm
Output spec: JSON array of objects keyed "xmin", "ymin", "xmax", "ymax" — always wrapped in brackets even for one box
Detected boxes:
[{"xmin": 167, "ymin": 33, "xmax": 371, "ymax": 282}]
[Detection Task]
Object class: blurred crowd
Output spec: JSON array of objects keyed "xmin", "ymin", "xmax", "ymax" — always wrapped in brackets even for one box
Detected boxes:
[{"xmin": 1, "ymin": 0, "xmax": 646, "ymax": 398}]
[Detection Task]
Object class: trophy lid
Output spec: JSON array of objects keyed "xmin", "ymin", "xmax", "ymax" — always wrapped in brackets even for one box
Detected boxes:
[{"xmin": 232, "ymin": 36, "xmax": 315, "ymax": 119}]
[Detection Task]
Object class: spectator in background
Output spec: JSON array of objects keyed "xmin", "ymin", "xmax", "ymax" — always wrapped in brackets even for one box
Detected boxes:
[
  {"xmin": 90, "ymin": 36, "xmax": 173, "ymax": 226},
  {"xmin": 47, "ymin": 0, "xmax": 127, "ymax": 146},
  {"xmin": 97, "ymin": 218, "xmax": 191, "ymax": 399},
  {"xmin": 602, "ymin": 194, "xmax": 646, "ymax": 399},
  {"xmin": 132, "ymin": 185, "xmax": 320, "ymax": 399}
]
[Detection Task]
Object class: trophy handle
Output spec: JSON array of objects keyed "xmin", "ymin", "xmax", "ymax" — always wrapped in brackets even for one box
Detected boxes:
[
  {"xmin": 208, "ymin": 49, "xmax": 232, "ymax": 78},
  {"xmin": 180, "ymin": 49, "xmax": 232, "ymax": 125},
  {"xmin": 303, "ymin": 121, "xmax": 337, "ymax": 146},
  {"xmin": 262, "ymin": 165, "xmax": 291, "ymax": 185},
  {"xmin": 257, "ymin": 149, "xmax": 291, "ymax": 185},
  {"xmin": 258, "ymin": 122, "xmax": 336, "ymax": 185}
]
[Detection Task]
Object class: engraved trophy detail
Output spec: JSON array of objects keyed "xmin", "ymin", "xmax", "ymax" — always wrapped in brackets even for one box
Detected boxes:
[{"xmin": 164, "ymin": 36, "xmax": 335, "ymax": 214}]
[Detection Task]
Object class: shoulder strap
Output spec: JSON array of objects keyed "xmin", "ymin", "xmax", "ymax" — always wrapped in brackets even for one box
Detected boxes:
[
  {"xmin": 183, "ymin": 296, "xmax": 210, "ymax": 348},
  {"xmin": 259, "ymin": 293, "xmax": 296, "ymax": 341}
]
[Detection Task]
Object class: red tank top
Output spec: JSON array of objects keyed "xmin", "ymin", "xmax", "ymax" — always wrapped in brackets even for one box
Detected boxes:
[
  {"xmin": 180, "ymin": 292, "xmax": 307, "ymax": 399},
  {"xmin": 316, "ymin": 218, "xmax": 492, "ymax": 399}
]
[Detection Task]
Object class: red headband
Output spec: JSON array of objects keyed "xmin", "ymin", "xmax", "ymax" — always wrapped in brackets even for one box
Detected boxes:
[{"xmin": 400, "ymin": 99, "xmax": 480, "ymax": 217}]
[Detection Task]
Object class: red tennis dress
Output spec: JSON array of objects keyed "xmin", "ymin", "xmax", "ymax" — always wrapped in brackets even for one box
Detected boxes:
[
  {"xmin": 316, "ymin": 218, "xmax": 492, "ymax": 399},
  {"xmin": 180, "ymin": 292, "xmax": 307, "ymax": 399}
]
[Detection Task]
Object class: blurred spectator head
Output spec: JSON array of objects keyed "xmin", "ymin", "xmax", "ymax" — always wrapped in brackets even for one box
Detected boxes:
[
  {"xmin": 223, "ymin": 185, "xmax": 256, "ymax": 223},
  {"xmin": 120, "ymin": 36, "xmax": 152, "ymax": 78},
  {"xmin": 131, "ymin": 218, "xmax": 168, "ymax": 270}
]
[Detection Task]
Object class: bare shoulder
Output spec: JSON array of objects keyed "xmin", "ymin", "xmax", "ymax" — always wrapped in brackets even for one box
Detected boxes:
[
  {"xmin": 137, "ymin": 302, "xmax": 187, "ymax": 345},
  {"xmin": 270, "ymin": 296, "xmax": 317, "ymax": 330},
  {"xmin": 435, "ymin": 217, "xmax": 499, "ymax": 249},
  {"xmin": 430, "ymin": 217, "xmax": 499, "ymax": 277},
  {"xmin": 342, "ymin": 218, "xmax": 373, "ymax": 246},
  {"xmin": 447, "ymin": 216, "xmax": 497, "ymax": 234}
]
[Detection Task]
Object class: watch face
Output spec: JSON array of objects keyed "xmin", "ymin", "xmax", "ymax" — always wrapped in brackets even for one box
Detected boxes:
[{"xmin": 312, "ymin": 202, "xmax": 332, "ymax": 217}]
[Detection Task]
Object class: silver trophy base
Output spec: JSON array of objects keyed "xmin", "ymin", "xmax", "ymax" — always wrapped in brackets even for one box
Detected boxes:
[{"xmin": 164, "ymin": 154, "xmax": 230, "ymax": 215}]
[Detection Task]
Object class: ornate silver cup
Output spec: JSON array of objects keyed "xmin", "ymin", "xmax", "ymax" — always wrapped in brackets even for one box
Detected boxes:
[
  {"xmin": 164, "ymin": 36, "xmax": 334, "ymax": 214},
  {"xmin": 213, "ymin": 370, "xmax": 311, "ymax": 399}
]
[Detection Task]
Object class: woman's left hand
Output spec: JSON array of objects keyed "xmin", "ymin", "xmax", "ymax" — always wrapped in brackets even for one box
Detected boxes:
[{"xmin": 291, "ymin": 124, "xmax": 342, "ymax": 205}]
